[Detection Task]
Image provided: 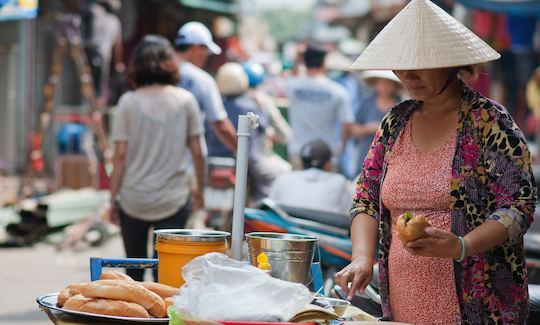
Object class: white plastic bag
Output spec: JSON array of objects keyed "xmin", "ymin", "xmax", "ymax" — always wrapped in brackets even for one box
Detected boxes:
[{"xmin": 172, "ymin": 253, "xmax": 313, "ymax": 321}]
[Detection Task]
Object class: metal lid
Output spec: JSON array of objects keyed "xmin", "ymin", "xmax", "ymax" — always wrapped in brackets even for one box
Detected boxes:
[
  {"xmin": 154, "ymin": 229, "xmax": 230, "ymax": 242},
  {"xmin": 245, "ymin": 232, "xmax": 318, "ymax": 242}
]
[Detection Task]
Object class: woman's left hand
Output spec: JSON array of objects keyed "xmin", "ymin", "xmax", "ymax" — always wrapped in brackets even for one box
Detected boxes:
[{"xmin": 404, "ymin": 227, "xmax": 462, "ymax": 259}]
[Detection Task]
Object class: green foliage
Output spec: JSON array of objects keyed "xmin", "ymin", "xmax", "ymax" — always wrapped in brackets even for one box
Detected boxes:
[{"xmin": 258, "ymin": 9, "xmax": 314, "ymax": 42}]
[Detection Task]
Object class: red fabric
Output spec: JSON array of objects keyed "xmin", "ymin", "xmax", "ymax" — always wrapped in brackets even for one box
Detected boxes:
[
  {"xmin": 467, "ymin": 68, "xmax": 491, "ymax": 97},
  {"xmin": 29, "ymin": 133, "xmax": 44, "ymax": 172},
  {"xmin": 494, "ymin": 14, "xmax": 511, "ymax": 51},
  {"xmin": 473, "ymin": 10, "xmax": 493, "ymax": 39},
  {"xmin": 98, "ymin": 162, "xmax": 110, "ymax": 189},
  {"xmin": 472, "ymin": 10, "xmax": 510, "ymax": 51}
]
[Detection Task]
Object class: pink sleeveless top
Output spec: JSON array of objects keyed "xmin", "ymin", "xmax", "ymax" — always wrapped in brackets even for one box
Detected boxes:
[{"xmin": 381, "ymin": 120, "xmax": 460, "ymax": 324}]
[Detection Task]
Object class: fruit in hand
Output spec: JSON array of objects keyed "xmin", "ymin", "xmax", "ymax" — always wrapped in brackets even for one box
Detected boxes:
[{"xmin": 396, "ymin": 212, "xmax": 431, "ymax": 243}]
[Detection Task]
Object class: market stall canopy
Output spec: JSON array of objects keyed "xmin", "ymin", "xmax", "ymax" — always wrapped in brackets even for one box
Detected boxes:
[{"xmin": 455, "ymin": 0, "xmax": 540, "ymax": 16}]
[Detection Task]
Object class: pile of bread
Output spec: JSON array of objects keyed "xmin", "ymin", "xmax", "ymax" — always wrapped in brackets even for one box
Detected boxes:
[{"xmin": 56, "ymin": 271, "xmax": 178, "ymax": 318}]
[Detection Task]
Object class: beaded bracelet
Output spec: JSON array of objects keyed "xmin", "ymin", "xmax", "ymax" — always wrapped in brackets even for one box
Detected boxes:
[{"xmin": 455, "ymin": 236, "xmax": 467, "ymax": 263}]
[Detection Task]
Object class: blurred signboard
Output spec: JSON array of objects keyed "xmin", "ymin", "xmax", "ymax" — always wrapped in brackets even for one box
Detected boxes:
[{"xmin": 0, "ymin": 0, "xmax": 38, "ymax": 22}]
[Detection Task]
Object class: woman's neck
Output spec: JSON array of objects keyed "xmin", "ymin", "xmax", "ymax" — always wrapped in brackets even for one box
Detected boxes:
[{"xmin": 418, "ymin": 81, "xmax": 462, "ymax": 116}]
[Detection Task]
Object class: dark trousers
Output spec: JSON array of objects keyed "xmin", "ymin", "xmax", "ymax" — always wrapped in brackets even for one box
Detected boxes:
[
  {"xmin": 84, "ymin": 46, "xmax": 103, "ymax": 95},
  {"xmin": 119, "ymin": 201, "xmax": 191, "ymax": 281}
]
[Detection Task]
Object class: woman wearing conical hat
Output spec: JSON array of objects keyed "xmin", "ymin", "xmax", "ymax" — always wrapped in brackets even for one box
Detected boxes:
[{"xmin": 335, "ymin": 0, "xmax": 536, "ymax": 324}]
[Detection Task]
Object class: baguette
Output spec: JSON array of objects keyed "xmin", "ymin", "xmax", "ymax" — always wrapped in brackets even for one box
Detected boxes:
[
  {"xmin": 100, "ymin": 272, "xmax": 179, "ymax": 298},
  {"xmin": 57, "ymin": 283, "xmax": 87, "ymax": 307},
  {"xmin": 164, "ymin": 297, "xmax": 174, "ymax": 311},
  {"xmin": 100, "ymin": 271, "xmax": 134, "ymax": 282},
  {"xmin": 141, "ymin": 282, "xmax": 179, "ymax": 299},
  {"xmin": 57, "ymin": 287, "xmax": 71, "ymax": 307},
  {"xmin": 79, "ymin": 279, "xmax": 166, "ymax": 317},
  {"xmin": 63, "ymin": 294, "xmax": 150, "ymax": 318}
]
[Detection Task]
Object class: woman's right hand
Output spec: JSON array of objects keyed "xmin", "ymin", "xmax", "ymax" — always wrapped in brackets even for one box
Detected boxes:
[{"xmin": 334, "ymin": 257, "xmax": 374, "ymax": 301}]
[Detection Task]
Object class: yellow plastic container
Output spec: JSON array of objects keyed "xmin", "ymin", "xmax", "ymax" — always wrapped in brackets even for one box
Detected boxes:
[{"xmin": 155, "ymin": 229, "xmax": 230, "ymax": 288}]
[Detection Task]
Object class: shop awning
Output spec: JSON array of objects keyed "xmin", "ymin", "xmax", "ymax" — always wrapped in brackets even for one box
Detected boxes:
[
  {"xmin": 455, "ymin": 0, "xmax": 540, "ymax": 16},
  {"xmin": 179, "ymin": 0, "xmax": 237, "ymax": 15}
]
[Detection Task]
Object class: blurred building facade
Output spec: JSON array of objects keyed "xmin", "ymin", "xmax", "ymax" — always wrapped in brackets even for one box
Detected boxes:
[
  {"xmin": 1, "ymin": 0, "xmax": 540, "ymax": 176},
  {"xmin": 0, "ymin": 0, "xmax": 237, "ymax": 175}
]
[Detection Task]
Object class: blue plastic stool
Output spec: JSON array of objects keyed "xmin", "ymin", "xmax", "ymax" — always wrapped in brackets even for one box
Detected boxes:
[
  {"xmin": 89, "ymin": 257, "xmax": 158, "ymax": 281},
  {"xmin": 89, "ymin": 257, "xmax": 324, "ymax": 295}
]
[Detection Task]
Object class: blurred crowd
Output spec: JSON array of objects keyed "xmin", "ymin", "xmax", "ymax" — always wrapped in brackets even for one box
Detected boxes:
[
  {"xmin": 107, "ymin": 21, "xmax": 401, "ymax": 214},
  {"xmin": 3, "ymin": 0, "xmax": 540, "ymax": 270},
  {"xmin": 81, "ymin": 0, "xmax": 540, "ymax": 259}
]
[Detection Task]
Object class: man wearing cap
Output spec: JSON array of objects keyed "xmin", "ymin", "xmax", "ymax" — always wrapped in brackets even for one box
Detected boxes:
[
  {"xmin": 174, "ymin": 21, "xmax": 237, "ymax": 153},
  {"xmin": 268, "ymin": 139, "xmax": 353, "ymax": 215},
  {"xmin": 334, "ymin": 0, "xmax": 536, "ymax": 324},
  {"xmin": 284, "ymin": 44, "xmax": 353, "ymax": 169}
]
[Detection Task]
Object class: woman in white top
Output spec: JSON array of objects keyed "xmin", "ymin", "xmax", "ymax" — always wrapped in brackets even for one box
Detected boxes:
[{"xmin": 109, "ymin": 35, "xmax": 205, "ymax": 281}]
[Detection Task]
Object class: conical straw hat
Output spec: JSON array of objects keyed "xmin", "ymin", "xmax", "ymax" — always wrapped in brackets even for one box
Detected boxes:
[{"xmin": 351, "ymin": 0, "xmax": 501, "ymax": 71}]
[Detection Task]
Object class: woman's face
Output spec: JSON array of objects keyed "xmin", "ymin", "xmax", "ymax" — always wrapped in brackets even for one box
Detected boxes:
[{"xmin": 393, "ymin": 68, "xmax": 453, "ymax": 101}]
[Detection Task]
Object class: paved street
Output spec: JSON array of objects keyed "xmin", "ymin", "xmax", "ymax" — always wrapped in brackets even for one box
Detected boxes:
[{"xmin": 0, "ymin": 234, "xmax": 125, "ymax": 325}]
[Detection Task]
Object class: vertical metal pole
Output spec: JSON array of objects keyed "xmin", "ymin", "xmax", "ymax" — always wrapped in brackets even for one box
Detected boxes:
[
  {"xmin": 22, "ymin": 19, "xmax": 36, "ymax": 171},
  {"xmin": 231, "ymin": 113, "xmax": 258, "ymax": 260}
]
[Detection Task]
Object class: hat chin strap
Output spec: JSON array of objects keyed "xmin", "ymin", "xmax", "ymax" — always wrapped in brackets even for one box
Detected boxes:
[{"xmin": 436, "ymin": 68, "xmax": 459, "ymax": 96}]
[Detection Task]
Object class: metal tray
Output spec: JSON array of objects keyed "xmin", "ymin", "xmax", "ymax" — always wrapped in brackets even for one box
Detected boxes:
[{"xmin": 36, "ymin": 292, "xmax": 169, "ymax": 324}]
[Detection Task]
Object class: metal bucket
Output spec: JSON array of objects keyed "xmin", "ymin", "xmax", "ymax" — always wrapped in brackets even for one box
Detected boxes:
[{"xmin": 245, "ymin": 232, "xmax": 318, "ymax": 284}]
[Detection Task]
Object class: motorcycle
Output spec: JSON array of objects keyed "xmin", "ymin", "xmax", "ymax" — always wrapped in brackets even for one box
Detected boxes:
[{"xmin": 204, "ymin": 156, "xmax": 236, "ymax": 231}]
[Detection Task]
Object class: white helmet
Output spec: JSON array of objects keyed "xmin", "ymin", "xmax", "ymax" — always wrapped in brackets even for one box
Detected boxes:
[{"xmin": 216, "ymin": 62, "xmax": 249, "ymax": 96}]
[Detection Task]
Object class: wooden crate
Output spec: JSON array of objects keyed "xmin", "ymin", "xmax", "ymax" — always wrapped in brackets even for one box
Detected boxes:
[{"xmin": 55, "ymin": 155, "xmax": 98, "ymax": 189}]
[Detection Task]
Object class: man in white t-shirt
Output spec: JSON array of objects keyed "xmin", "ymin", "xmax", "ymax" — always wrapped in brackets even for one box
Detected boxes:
[
  {"xmin": 285, "ymin": 44, "xmax": 353, "ymax": 168},
  {"xmin": 268, "ymin": 139, "xmax": 354, "ymax": 216},
  {"xmin": 174, "ymin": 22, "xmax": 237, "ymax": 153}
]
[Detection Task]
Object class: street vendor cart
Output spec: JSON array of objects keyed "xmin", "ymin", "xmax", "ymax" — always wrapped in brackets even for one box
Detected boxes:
[{"xmin": 35, "ymin": 114, "xmax": 394, "ymax": 324}]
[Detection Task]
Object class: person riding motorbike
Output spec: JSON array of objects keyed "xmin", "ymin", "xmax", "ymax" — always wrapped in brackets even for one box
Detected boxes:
[{"xmin": 268, "ymin": 139, "xmax": 353, "ymax": 216}]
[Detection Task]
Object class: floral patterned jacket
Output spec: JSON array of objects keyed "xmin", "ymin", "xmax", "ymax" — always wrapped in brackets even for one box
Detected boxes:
[{"xmin": 350, "ymin": 84, "xmax": 537, "ymax": 324}]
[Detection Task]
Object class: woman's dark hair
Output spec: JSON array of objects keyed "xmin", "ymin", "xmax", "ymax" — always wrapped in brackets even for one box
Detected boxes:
[
  {"xmin": 128, "ymin": 35, "xmax": 180, "ymax": 88},
  {"xmin": 458, "ymin": 65, "xmax": 479, "ymax": 80}
]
